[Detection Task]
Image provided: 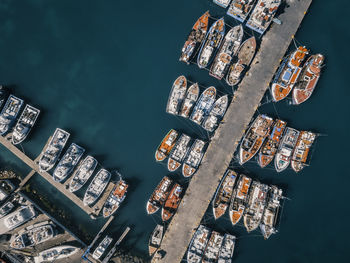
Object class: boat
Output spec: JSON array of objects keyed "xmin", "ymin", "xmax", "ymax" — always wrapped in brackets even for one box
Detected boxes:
[
  {"xmin": 166, "ymin": 76, "xmax": 187, "ymax": 115},
  {"xmin": 161, "ymin": 183, "xmax": 183, "ymax": 221},
  {"xmin": 258, "ymin": 119, "xmax": 287, "ymax": 168},
  {"xmin": 146, "ymin": 176, "xmax": 173, "ymax": 214},
  {"xmin": 291, "ymin": 131, "xmax": 316, "ymax": 172},
  {"xmin": 239, "ymin": 114, "xmax": 274, "ymax": 164},
  {"xmin": 68, "ymin": 155, "xmax": 98, "ymax": 192},
  {"xmin": 0, "ymin": 95, "xmax": 24, "ymax": 136},
  {"xmin": 182, "ymin": 139, "xmax": 206, "ymax": 177},
  {"xmin": 260, "ymin": 185, "xmax": 283, "ymax": 239},
  {"xmin": 179, "ymin": 83, "xmax": 200, "ymax": 118},
  {"xmin": 209, "ymin": 25, "xmax": 243, "ymax": 80},
  {"xmin": 226, "ymin": 36, "xmax": 257, "ymax": 86},
  {"xmin": 187, "ymin": 225, "xmax": 211, "ymax": 263},
  {"xmin": 10, "ymin": 223, "xmax": 56, "ymax": 249},
  {"xmin": 217, "ymin": 234, "xmax": 236, "ymax": 263},
  {"xmin": 212, "ymin": 169, "xmax": 237, "ymax": 219},
  {"xmin": 34, "ymin": 245, "xmax": 79, "ymax": 263},
  {"xmin": 202, "ymin": 95, "xmax": 228, "ymax": 132},
  {"xmin": 2, "ymin": 206, "xmax": 36, "ymax": 231},
  {"xmin": 213, "ymin": 0, "xmax": 232, "ymax": 8},
  {"xmin": 292, "ymin": 54, "xmax": 325, "ymax": 105},
  {"xmin": 102, "ymin": 177, "xmax": 128, "ymax": 218},
  {"xmin": 52, "ymin": 143, "xmax": 85, "ymax": 182},
  {"xmin": 180, "ymin": 11, "xmax": 210, "ymax": 64},
  {"xmin": 155, "ymin": 129, "xmax": 179, "ymax": 162},
  {"xmin": 190, "ymin": 86, "xmax": 216, "ymax": 125},
  {"xmin": 271, "ymin": 46, "xmax": 309, "ymax": 102},
  {"xmin": 197, "ymin": 18, "xmax": 225, "ymax": 69},
  {"xmin": 92, "ymin": 236, "xmax": 113, "ymax": 259},
  {"xmin": 243, "ymin": 181, "xmax": 269, "ymax": 232},
  {"xmin": 148, "ymin": 224, "xmax": 164, "ymax": 256},
  {"xmin": 229, "ymin": 174, "xmax": 252, "ymax": 225},
  {"xmin": 246, "ymin": 0, "xmax": 281, "ymax": 34},
  {"xmin": 227, "ymin": 0, "xmax": 257, "ymax": 22},
  {"xmin": 0, "ymin": 201, "xmax": 15, "ymax": 219},
  {"xmin": 83, "ymin": 169, "xmax": 111, "ymax": 206},
  {"xmin": 0, "ymin": 180, "xmax": 15, "ymax": 202},
  {"xmin": 167, "ymin": 134, "xmax": 191, "ymax": 172},
  {"xmin": 38, "ymin": 128, "xmax": 70, "ymax": 172},
  {"xmin": 202, "ymin": 231, "xmax": 224, "ymax": 263},
  {"xmin": 0, "ymin": 86, "xmax": 9, "ymax": 109},
  {"xmin": 274, "ymin": 127, "xmax": 300, "ymax": 172}
]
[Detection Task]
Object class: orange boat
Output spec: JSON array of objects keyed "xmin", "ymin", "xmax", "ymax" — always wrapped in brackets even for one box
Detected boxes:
[
  {"xmin": 271, "ymin": 46, "xmax": 309, "ymax": 102},
  {"xmin": 212, "ymin": 169, "xmax": 237, "ymax": 220},
  {"xmin": 146, "ymin": 176, "xmax": 173, "ymax": 215},
  {"xmin": 292, "ymin": 54, "xmax": 324, "ymax": 105},
  {"xmin": 258, "ymin": 119, "xmax": 287, "ymax": 168},
  {"xmin": 155, "ymin": 129, "xmax": 179, "ymax": 162},
  {"xmin": 179, "ymin": 11, "xmax": 210, "ymax": 64},
  {"xmin": 229, "ymin": 174, "xmax": 252, "ymax": 225},
  {"xmin": 291, "ymin": 131, "xmax": 316, "ymax": 172},
  {"xmin": 239, "ymin": 114, "xmax": 274, "ymax": 164},
  {"xmin": 161, "ymin": 183, "xmax": 183, "ymax": 221}
]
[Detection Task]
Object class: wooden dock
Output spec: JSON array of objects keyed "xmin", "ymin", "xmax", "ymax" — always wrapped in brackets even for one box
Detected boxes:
[{"xmin": 153, "ymin": 1, "xmax": 313, "ymax": 262}]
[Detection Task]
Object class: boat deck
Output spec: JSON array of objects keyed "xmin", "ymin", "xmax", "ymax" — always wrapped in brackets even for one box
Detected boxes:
[{"xmin": 153, "ymin": 1, "xmax": 312, "ymax": 262}]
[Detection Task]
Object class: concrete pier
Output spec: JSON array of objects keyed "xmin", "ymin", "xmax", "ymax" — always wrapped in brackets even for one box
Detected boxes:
[{"xmin": 153, "ymin": 1, "xmax": 313, "ymax": 262}]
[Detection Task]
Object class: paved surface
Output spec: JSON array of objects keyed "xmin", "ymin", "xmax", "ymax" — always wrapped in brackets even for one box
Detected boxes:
[{"xmin": 153, "ymin": 1, "xmax": 313, "ymax": 262}]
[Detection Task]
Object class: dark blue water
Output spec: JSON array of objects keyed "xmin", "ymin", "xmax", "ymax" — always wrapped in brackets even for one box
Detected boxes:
[{"xmin": 0, "ymin": 0, "xmax": 349, "ymax": 262}]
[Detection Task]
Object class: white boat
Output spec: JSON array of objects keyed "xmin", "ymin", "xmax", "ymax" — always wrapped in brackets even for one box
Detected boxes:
[
  {"xmin": 1, "ymin": 206, "xmax": 36, "ymax": 233},
  {"xmin": 190, "ymin": 86, "xmax": 216, "ymax": 125},
  {"xmin": 83, "ymin": 169, "xmax": 111, "ymax": 206},
  {"xmin": 93, "ymin": 235, "xmax": 113, "ymax": 259},
  {"xmin": 179, "ymin": 83, "xmax": 200, "ymax": 118},
  {"xmin": 34, "ymin": 245, "xmax": 79, "ymax": 263},
  {"xmin": 167, "ymin": 134, "xmax": 191, "ymax": 172},
  {"xmin": 202, "ymin": 95, "xmax": 228, "ymax": 132},
  {"xmin": 202, "ymin": 231, "xmax": 224, "ymax": 263},
  {"xmin": 166, "ymin": 75, "xmax": 187, "ymax": 115},
  {"xmin": 182, "ymin": 139, "xmax": 206, "ymax": 177},
  {"xmin": 213, "ymin": 0, "xmax": 232, "ymax": 8},
  {"xmin": 227, "ymin": 0, "xmax": 257, "ymax": 22},
  {"xmin": 0, "ymin": 95, "xmax": 24, "ymax": 135},
  {"xmin": 0, "ymin": 201, "xmax": 15, "ymax": 219},
  {"xmin": 217, "ymin": 234, "xmax": 236, "ymax": 263},
  {"xmin": 69, "ymin": 155, "xmax": 98, "ymax": 192},
  {"xmin": 148, "ymin": 224, "xmax": 164, "ymax": 256},
  {"xmin": 187, "ymin": 225, "xmax": 211, "ymax": 263}
]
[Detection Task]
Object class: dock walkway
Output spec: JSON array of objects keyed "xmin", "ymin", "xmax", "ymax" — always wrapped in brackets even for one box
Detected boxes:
[{"xmin": 153, "ymin": 1, "xmax": 313, "ymax": 262}]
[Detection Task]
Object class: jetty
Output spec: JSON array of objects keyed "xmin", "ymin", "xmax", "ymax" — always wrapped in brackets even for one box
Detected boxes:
[{"xmin": 153, "ymin": 1, "xmax": 313, "ymax": 262}]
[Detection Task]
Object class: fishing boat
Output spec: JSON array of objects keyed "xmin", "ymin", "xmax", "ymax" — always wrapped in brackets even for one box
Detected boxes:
[
  {"xmin": 213, "ymin": 0, "xmax": 232, "ymax": 8},
  {"xmin": 10, "ymin": 223, "xmax": 56, "ymax": 249},
  {"xmin": 167, "ymin": 134, "xmax": 191, "ymax": 172},
  {"xmin": 291, "ymin": 131, "xmax": 316, "ymax": 172},
  {"xmin": 148, "ymin": 224, "xmax": 164, "ymax": 256},
  {"xmin": 202, "ymin": 95, "xmax": 228, "ymax": 132},
  {"xmin": 239, "ymin": 114, "xmax": 274, "ymax": 164},
  {"xmin": 166, "ymin": 76, "xmax": 187, "ymax": 115},
  {"xmin": 146, "ymin": 176, "xmax": 173, "ymax": 214},
  {"xmin": 217, "ymin": 234, "xmax": 236, "ymax": 263},
  {"xmin": 227, "ymin": 0, "xmax": 257, "ymax": 22},
  {"xmin": 182, "ymin": 139, "xmax": 206, "ymax": 177},
  {"xmin": 69, "ymin": 155, "xmax": 98, "ymax": 192},
  {"xmin": 258, "ymin": 119, "xmax": 287, "ymax": 168},
  {"xmin": 271, "ymin": 46, "xmax": 309, "ymax": 102},
  {"xmin": 243, "ymin": 181, "xmax": 269, "ymax": 232},
  {"xmin": 83, "ymin": 169, "xmax": 111, "ymax": 206},
  {"xmin": 226, "ymin": 36, "xmax": 257, "ymax": 86},
  {"xmin": 246, "ymin": 0, "xmax": 281, "ymax": 34},
  {"xmin": 52, "ymin": 143, "xmax": 85, "ymax": 182},
  {"xmin": 180, "ymin": 11, "xmax": 210, "ymax": 64},
  {"xmin": 187, "ymin": 225, "xmax": 211, "ymax": 263},
  {"xmin": 197, "ymin": 18, "xmax": 225, "ymax": 69},
  {"xmin": 179, "ymin": 83, "xmax": 200, "ymax": 118},
  {"xmin": 2, "ymin": 206, "xmax": 36, "ymax": 232},
  {"xmin": 260, "ymin": 185, "xmax": 283, "ymax": 239},
  {"xmin": 102, "ymin": 177, "xmax": 128, "ymax": 218},
  {"xmin": 202, "ymin": 231, "xmax": 224, "ymax": 263},
  {"xmin": 38, "ymin": 128, "xmax": 70, "ymax": 172},
  {"xmin": 0, "ymin": 86, "xmax": 9, "ymax": 109},
  {"xmin": 92, "ymin": 236, "xmax": 113, "ymax": 260},
  {"xmin": 11, "ymin": 104, "xmax": 40, "ymax": 145},
  {"xmin": 209, "ymin": 25, "xmax": 243, "ymax": 80},
  {"xmin": 161, "ymin": 183, "xmax": 183, "ymax": 221},
  {"xmin": 274, "ymin": 127, "xmax": 300, "ymax": 172},
  {"xmin": 229, "ymin": 174, "xmax": 252, "ymax": 225},
  {"xmin": 34, "ymin": 245, "xmax": 79, "ymax": 263},
  {"xmin": 212, "ymin": 169, "xmax": 237, "ymax": 219},
  {"xmin": 292, "ymin": 54, "xmax": 325, "ymax": 105},
  {"xmin": 190, "ymin": 86, "xmax": 216, "ymax": 125},
  {"xmin": 0, "ymin": 201, "xmax": 14, "ymax": 219},
  {"xmin": 0, "ymin": 95, "xmax": 24, "ymax": 135},
  {"xmin": 155, "ymin": 129, "xmax": 179, "ymax": 162}
]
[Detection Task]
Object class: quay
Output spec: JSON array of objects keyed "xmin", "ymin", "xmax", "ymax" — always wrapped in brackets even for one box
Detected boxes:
[{"xmin": 154, "ymin": 1, "xmax": 313, "ymax": 262}]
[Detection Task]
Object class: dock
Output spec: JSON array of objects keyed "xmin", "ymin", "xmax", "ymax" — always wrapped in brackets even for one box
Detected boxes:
[{"xmin": 153, "ymin": 1, "xmax": 313, "ymax": 263}]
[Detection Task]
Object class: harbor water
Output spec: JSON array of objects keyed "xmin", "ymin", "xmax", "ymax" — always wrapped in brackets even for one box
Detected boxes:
[{"xmin": 0, "ymin": 0, "xmax": 349, "ymax": 262}]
